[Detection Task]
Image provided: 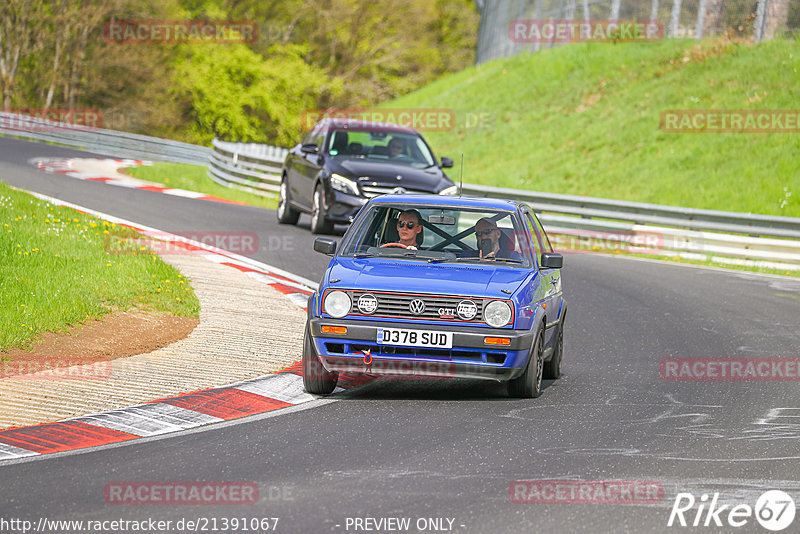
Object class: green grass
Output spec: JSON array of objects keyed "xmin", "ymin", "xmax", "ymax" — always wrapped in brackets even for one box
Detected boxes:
[
  {"xmin": 126, "ymin": 162, "xmax": 278, "ymax": 210},
  {"xmin": 0, "ymin": 182, "xmax": 200, "ymax": 351},
  {"xmin": 387, "ymin": 36, "xmax": 800, "ymax": 218}
]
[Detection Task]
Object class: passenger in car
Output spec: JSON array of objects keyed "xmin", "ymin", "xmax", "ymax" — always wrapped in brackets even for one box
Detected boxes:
[
  {"xmin": 387, "ymin": 137, "xmax": 407, "ymax": 158},
  {"xmin": 474, "ymin": 218, "xmax": 521, "ymax": 261}
]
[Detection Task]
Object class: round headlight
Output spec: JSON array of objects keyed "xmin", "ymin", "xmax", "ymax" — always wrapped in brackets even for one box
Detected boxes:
[
  {"xmin": 324, "ymin": 290, "xmax": 351, "ymax": 318},
  {"xmin": 484, "ymin": 300, "xmax": 512, "ymax": 328}
]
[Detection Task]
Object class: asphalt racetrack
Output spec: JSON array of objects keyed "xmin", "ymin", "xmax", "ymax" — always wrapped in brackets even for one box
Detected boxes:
[{"xmin": 1, "ymin": 136, "xmax": 799, "ymax": 533}]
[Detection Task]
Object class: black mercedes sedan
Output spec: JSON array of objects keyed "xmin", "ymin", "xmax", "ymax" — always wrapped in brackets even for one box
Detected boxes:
[{"xmin": 277, "ymin": 118, "xmax": 457, "ymax": 233}]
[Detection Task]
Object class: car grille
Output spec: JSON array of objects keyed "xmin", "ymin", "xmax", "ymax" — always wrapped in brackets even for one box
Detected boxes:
[
  {"xmin": 346, "ymin": 290, "xmax": 488, "ymax": 323},
  {"xmin": 360, "ymin": 185, "xmax": 432, "ymax": 198}
]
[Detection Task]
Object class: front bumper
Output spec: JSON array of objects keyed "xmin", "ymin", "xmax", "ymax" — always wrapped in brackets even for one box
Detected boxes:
[
  {"xmin": 325, "ymin": 189, "xmax": 368, "ymax": 223},
  {"xmin": 309, "ymin": 318, "xmax": 534, "ymax": 382}
]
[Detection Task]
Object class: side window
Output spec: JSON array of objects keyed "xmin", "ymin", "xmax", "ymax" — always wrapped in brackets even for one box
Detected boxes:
[
  {"xmin": 524, "ymin": 211, "xmax": 544, "ymax": 259},
  {"xmin": 315, "ymin": 130, "xmax": 327, "ymax": 151},
  {"xmin": 531, "ymin": 211, "xmax": 553, "ymax": 253}
]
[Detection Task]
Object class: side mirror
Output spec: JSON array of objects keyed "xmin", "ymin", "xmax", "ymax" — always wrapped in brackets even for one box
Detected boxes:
[
  {"xmin": 440, "ymin": 157, "xmax": 454, "ymax": 168},
  {"xmin": 314, "ymin": 237, "xmax": 337, "ymax": 255},
  {"xmin": 301, "ymin": 143, "xmax": 319, "ymax": 154},
  {"xmin": 540, "ymin": 252, "xmax": 563, "ymax": 269}
]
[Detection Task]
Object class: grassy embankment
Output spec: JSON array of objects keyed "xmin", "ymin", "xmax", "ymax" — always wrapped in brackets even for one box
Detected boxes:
[
  {"xmin": 127, "ymin": 162, "xmax": 277, "ymax": 209},
  {"xmin": 389, "ymin": 36, "xmax": 800, "ymax": 218},
  {"xmin": 0, "ymin": 182, "xmax": 199, "ymax": 351}
]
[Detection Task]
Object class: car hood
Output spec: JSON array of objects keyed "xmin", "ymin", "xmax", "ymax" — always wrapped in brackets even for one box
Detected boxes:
[
  {"xmin": 332, "ymin": 159, "xmax": 451, "ymax": 192},
  {"xmin": 325, "ymin": 258, "xmax": 531, "ymax": 297}
]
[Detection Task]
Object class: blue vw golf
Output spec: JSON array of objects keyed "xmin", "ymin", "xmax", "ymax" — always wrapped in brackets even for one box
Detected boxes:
[{"xmin": 304, "ymin": 194, "xmax": 566, "ymax": 398}]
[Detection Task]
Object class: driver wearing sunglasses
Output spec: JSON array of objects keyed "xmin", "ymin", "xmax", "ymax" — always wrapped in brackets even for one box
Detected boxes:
[{"xmin": 380, "ymin": 209, "xmax": 423, "ymax": 249}]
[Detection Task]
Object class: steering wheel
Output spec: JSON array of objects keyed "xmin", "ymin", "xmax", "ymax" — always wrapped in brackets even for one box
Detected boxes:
[{"xmin": 380, "ymin": 243, "xmax": 410, "ymax": 249}]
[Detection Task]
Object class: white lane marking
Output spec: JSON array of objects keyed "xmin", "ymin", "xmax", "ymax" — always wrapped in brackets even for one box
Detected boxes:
[
  {"xmin": 235, "ymin": 373, "xmax": 317, "ymax": 405},
  {"xmin": 0, "ymin": 442, "xmax": 40, "ymax": 460},
  {"xmin": 162, "ymin": 189, "xmax": 207, "ymax": 199},
  {"xmin": 286, "ymin": 293, "xmax": 312, "ymax": 307},
  {"xmin": 72, "ymin": 403, "xmax": 223, "ymax": 437},
  {"xmin": 244, "ymin": 271, "xmax": 282, "ymax": 284}
]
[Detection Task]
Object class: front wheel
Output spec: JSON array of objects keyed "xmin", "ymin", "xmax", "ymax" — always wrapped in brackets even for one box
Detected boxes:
[
  {"xmin": 277, "ymin": 177, "xmax": 300, "ymax": 225},
  {"xmin": 302, "ymin": 325, "xmax": 338, "ymax": 394},
  {"xmin": 310, "ymin": 184, "xmax": 333, "ymax": 234},
  {"xmin": 508, "ymin": 328, "xmax": 544, "ymax": 398}
]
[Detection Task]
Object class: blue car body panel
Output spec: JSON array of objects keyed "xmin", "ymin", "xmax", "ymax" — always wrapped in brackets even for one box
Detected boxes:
[{"xmin": 308, "ymin": 194, "xmax": 565, "ymax": 383}]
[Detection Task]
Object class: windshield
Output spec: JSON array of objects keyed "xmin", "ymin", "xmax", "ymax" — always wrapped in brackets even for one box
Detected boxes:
[
  {"xmin": 327, "ymin": 129, "xmax": 436, "ymax": 168},
  {"xmin": 339, "ymin": 204, "xmax": 532, "ymax": 266}
]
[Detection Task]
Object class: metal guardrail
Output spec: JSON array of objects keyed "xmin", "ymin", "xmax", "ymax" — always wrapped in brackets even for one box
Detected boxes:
[
  {"xmin": 206, "ymin": 139, "xmax": 286, "ymax": 197},
  {"xmin": 207, "ymin": 139, "xmax": 800, "ymax": 271},
  {"xmin": 0, "ymin": 112, "xmax": 210, "ymax": 165}
]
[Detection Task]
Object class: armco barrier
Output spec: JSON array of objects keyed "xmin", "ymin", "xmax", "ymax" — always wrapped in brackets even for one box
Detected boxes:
[
  {"xmin": 0, "ymin": 111, "xmax": 209, "ymax": 165},
  {"xmin": 207, "ymin": 139, "xmax": 800, "ymax": 270},
  {"xmin": 5, "ymin": 113, "xmax": 797, "ymax": 272}
]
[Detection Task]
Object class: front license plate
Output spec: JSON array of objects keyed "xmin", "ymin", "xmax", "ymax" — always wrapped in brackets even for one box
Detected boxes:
[{"xmin": 377, "ymin": 328, "xmax": 453, "ymax": 349}]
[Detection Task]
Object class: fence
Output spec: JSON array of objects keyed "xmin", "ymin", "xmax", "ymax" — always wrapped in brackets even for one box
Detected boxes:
[
  {"xmin": 208, "ymin": 139, "xmax": 800, "ymax": 271},
  {"xmin": 0, "ymin": 111, "xmax": 209, "ymax": 165},
  {"xmin": 3, "ymin": 113, "xmax": 797, "ymax": 272},
  {"xmin": 475, "ymin": 0, "xmax": 800, "ymax": 64}
]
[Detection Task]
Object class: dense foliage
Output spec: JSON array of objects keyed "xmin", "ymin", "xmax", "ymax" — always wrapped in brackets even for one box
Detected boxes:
[{"xmin": 0, "ymin": 0, "xmax": 478, "ymax": 145}]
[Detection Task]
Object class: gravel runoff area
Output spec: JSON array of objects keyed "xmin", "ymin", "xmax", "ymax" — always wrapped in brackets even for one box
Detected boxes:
[{"xmin": 0, "ymin": 253, "xmax": 307, "ymax": 429}]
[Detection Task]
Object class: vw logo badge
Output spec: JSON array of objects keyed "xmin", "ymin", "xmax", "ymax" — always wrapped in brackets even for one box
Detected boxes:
[
  {"xmin": 408, "ymin": 299, "xmax": 426, "ymax": 315},
  {"xmin": 358, "ymin": 294, "xmax": 378, "ymax": 314},
  {"xmin": 457, "ymin": 300, "xmax": 478, "ymax": 320}
]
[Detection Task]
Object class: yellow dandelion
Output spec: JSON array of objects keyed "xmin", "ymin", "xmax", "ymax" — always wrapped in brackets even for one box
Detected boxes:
[
  {"xmin": 106, "ymin": 262, "xmax": 112, "ymax": 266},
  {"xmin": 17, "ymin": 251, "xmax": 21, "ymax": 255},
  {"xmin": 55, "ymin": 254, "xmax": 60, "ymax": 257},
  {"xmin": 103, "ymin": 230, "xmax": 109, "ymax": 234}
]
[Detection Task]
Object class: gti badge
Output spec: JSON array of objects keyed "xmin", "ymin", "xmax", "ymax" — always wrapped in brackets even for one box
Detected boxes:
[
  {"xmin": 358, "ymin": 294, "xmax": 378, "ymax": 314},
  {"xmin": 408, "ymin": 299, "xmax": 426, "ymax": 315}
]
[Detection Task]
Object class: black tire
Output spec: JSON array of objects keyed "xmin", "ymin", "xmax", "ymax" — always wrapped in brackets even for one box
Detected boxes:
[
  {"xmin": 302, "ymin": 325, "xmax": 338, "ymax": 394},
  {"xmin": 277, "ymin": 176, "xmax": 300, "ymax": 225},
  {"xmin": 508, "ymin": 327, "xmax": 544, "ymax": 398},
  {"xmin": 310, "ymin": 183, "xmax": 333, "ymax": 234},
  {"xmin": 543, "ymin": 323, "xmax": 563, "ymax": 380}
]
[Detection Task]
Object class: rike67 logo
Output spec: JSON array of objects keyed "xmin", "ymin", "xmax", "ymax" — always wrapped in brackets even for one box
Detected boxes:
[{"xmin": 668, "ymin": 490, "xmax": 796, "ymax": 531}]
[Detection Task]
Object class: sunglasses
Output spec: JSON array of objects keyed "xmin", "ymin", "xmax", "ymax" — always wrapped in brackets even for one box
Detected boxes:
[
  {"xmin": 475, "ymin": 229, "xmax": 496, "ymax": 237},
  {"xmin": 397, "ymin": 221, "xmax": 416, "ymax": 229}
]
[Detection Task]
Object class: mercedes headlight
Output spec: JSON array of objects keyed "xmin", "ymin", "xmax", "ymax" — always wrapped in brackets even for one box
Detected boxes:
[
  {"xmin": 323, "ymin": 290, "xmax": 351, "ymax": 318},
  {"xmin": 330, "ymin": 173, "xmax": 359, "ymax": 196},
  {"xmin": 439, "ymin": 185, "xmax": 459, "ymax": 196},
  {"xmin": 484, "ymin": 300, "xmax": 512, "ymax": 327}
]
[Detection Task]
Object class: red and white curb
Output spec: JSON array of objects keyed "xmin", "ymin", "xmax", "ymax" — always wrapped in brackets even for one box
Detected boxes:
[
  {"xmin": 0, "ymin": 363, "xmax": 372, "ymax": 461},
  {"xmin": 33, "ymin": 157, "xmax": 247, "ymax": 205},
  {"xmin": 0, "ymin": 190, "xmax": 374, "ymax": 461}
]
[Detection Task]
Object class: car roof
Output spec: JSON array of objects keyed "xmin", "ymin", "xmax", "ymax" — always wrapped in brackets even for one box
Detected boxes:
[
  {"xmin": 320, "ymin": 118, "xmax": 417, "ymax": 135},
  {"xmin": 368, "ymin": 194, "xmax": 523, "ymax": 211}
]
